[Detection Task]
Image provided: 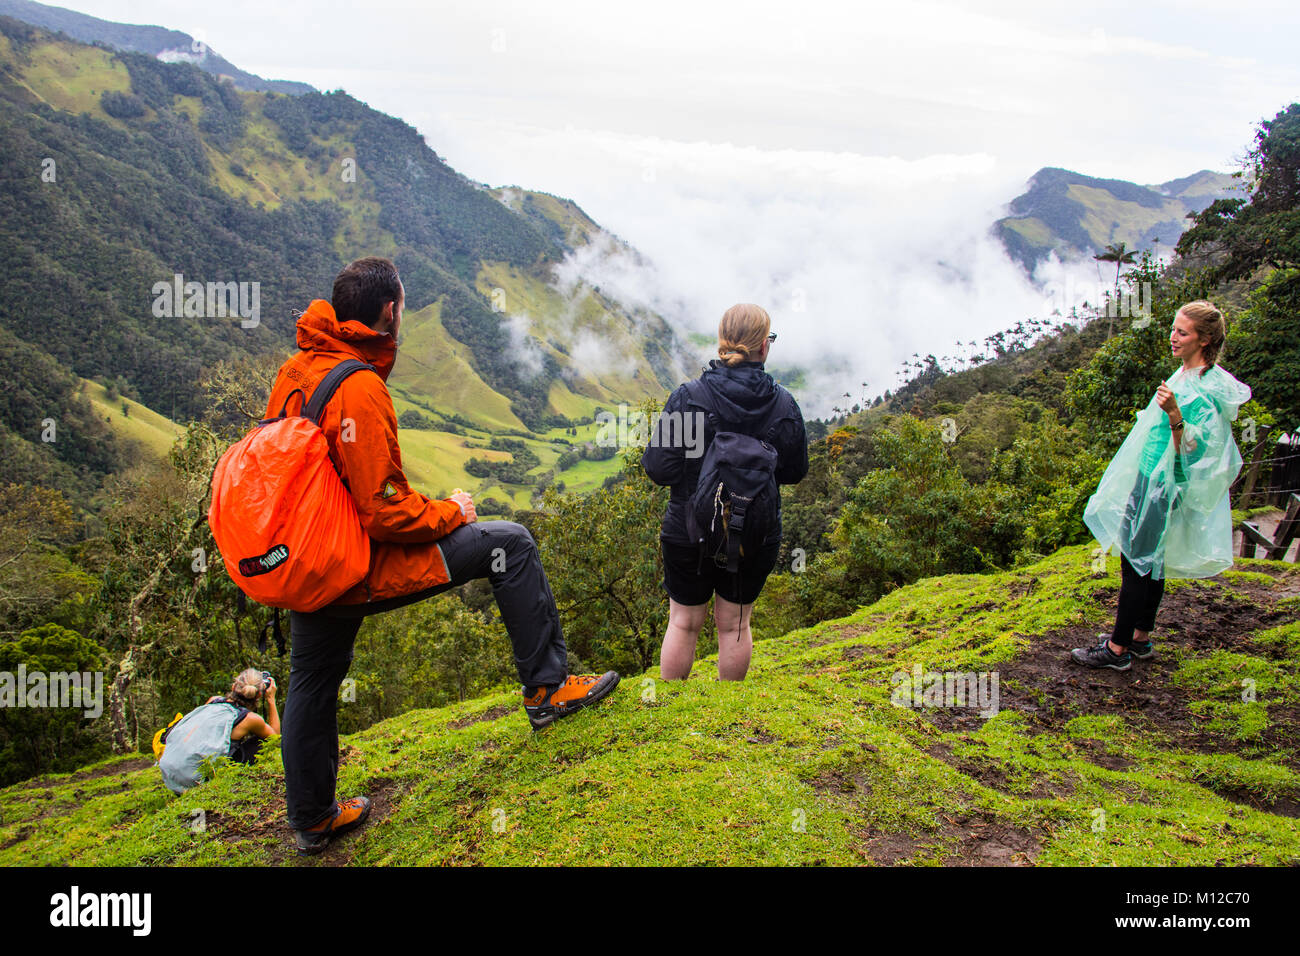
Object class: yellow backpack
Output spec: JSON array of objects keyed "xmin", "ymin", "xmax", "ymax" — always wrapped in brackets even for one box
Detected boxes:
[{"xmin": 151, "ymin": 713, "xmax": 185, "ymax": 760}]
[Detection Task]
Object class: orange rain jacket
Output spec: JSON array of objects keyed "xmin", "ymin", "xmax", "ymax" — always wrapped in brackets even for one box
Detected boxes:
[{"xmin": 263, "ymin": 299, "xmax": 467, "ymax": 607}]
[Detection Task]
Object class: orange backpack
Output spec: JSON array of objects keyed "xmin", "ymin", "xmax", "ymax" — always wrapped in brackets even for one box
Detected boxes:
[{"xmin": 208, "ymin": 359, "xmax": 376, "ymax": 615}]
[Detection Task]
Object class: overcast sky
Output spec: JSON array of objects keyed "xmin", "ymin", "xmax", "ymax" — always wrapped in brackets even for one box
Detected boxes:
[{"xmin": 53, "ymin": 0, "xmax": 1300, "ymax": 412}]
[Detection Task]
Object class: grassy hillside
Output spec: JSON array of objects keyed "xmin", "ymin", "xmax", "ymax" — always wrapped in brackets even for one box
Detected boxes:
[
  {"xmin": 492, "ymin": 187, "xmax": 602, "ymax": 251},
  {"xmin": 474, "ymin": 258, "xmax": 689, "ymax": 411},
  {"xmin": 85, "ymin": 360, "xmax": 623, "ymax": 509},
  {"xmin": 388, "ymin": 301, "xmax": 525, "ymax": 433},
  {"xmin": 3, "ymin": 545, "xmax": 1296, "ymax": 866},
  {"xmin": 81, "ymin": 378, "xmax": 184, "ymax": 460}
]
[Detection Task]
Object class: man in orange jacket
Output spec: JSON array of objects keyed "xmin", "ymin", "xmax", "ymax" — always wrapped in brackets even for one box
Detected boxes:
[{"xmin": 266, "ymin": 257, "xmax": 619, "ymax": 855}]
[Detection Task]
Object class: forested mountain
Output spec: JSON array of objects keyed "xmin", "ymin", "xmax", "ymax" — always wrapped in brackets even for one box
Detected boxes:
[
  {"xmin": 0, "ymin": 0, "xmax": 312, "ymax": 93},
  {"xmin": 0, "ymin": 15, "xmax": 697, "ymax": 501},
  {"xmin": 995, "ymin": 166, "xmax": 1242, "ymax": 273}
]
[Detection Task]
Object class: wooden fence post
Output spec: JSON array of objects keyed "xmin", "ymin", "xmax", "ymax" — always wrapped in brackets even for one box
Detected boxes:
[{"xmin": 1233, "ymin": 424, "xmax": 1274, "ymax": 511}]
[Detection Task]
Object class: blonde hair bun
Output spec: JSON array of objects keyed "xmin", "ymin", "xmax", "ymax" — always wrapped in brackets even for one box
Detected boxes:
[{"xmin": 717, "ymin": 304, "xmax": 771, "ymax": 368}]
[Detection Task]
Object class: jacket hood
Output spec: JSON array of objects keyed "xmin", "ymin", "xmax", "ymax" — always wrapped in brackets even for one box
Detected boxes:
[
  {"xmin": 1172, "ymin": 363, "xmax": 1252, "ymax": 420},
  {"xmin": 295, "ymin": 299, "xmax": 397, "ymax": 381},
  {"xmin": 698, "ymin": 359, "xmax": 782, "ymax": 429}
]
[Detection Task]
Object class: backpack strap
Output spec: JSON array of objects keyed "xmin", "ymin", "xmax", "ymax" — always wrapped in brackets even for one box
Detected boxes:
[
  {"xmin": 257, "ymin": 607, "xmax": 285, "ymax": 657},
  {"xmin": 302, "ymin": 359, "xmax": 379, "ymax": 426},
  {"xmin": 724, "ymin": 494, "xmax": 751, "ymax": 574},
  {"xmin": 684, "ymin": 378, "xmax": 785, "ymax": 442},
  {"xmin": 683, "ymin": 379, "xmax": 719, "ymax": 429}
]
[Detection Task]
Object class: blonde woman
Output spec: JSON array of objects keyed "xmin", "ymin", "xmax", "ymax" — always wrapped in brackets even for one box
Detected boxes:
[
  {"xmin": 158, "ymin": 668, "xmax": 280, "ymax": 794},
  {"xmin": 1075, "ymin": 301, "xmax": 1252, "ymax": 669},
  {"xmin": 209, "ymin": 668, "xmax": 280, "ymax": 763},
  {"xmin": 643, "ymin": 304, "xmax": 808, "ymax": 680}
]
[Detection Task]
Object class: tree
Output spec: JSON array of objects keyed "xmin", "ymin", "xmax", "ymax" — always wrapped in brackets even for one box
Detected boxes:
[
  {"xmin": 398, "ymin": 409, "xmax": 430, "ymax": 430},
  {"xmin": 1094, "ymin": 242, "xmax": 1138, "ymax": 337},
  {"xmin": 991, "ymin": 411, "xmax": 1106, "ymax": 560},
  {"xmin": 796, "ymin": 415, "xmax": 1025, "ymax": 622},
  {"xmin": 92, "ymin": 423, "xmax": 228, "ymax": 753},
  {"xmin": 0, "ymin": 484, "xmax": 98, "ymax": 639},
  {"xmin": 1224, "ymin": 271, "xmax": 1300, "ymax": 430},
  {"xmin": 1177, "ymin": 103, "xmax": 1300, "ymax": 286},
  {"xmin": 1065, "ymin": 252, "xmax": 1188, "ymax": 452},
  {"xmin": 1176, "ymin": 103, "xmax": 1300, "ymax": 428},
  {"xmin": 530, "ymin": 411, "xmax": 672, "ymax": 676},
  {"xmin": 0, "ymin": 624, "xmax": 110, "ymax": 785},
  {"xmin": 199, "ymin": 354, "xmax": 284, "ymax": 437}
]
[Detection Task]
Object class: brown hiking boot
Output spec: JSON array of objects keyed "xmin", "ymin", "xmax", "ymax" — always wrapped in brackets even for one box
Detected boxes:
[
  {"xmin": 523, "ymin": 672, "xmax": 620, "ymax": 730},
  {"xmin": 294, "ymin": 796, "xmax": 372, "ymax": 856}
]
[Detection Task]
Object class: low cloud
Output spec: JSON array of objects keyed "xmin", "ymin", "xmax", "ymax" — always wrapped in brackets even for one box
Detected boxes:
[
  {"xmin": 507, "ymin": 127, "xmax": 1072, "ymax": 416},
  {"xmin": 503, "ymin": 312, "xmax": 546, "ymax": 381}
]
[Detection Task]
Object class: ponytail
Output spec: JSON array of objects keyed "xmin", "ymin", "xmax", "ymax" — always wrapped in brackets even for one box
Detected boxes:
[{"xmin": 717, "ymin": 304, "xmax": 771, "ymax": 368}]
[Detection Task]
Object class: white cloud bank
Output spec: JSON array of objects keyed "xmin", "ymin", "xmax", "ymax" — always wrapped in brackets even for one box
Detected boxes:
[{"xmin": 497, "ymin": 125, "xmax": 1097, "ymax": 415}]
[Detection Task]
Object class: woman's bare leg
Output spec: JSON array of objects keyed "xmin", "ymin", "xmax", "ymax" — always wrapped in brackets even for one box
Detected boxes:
[
  {"xmin": 713, "ymin": 596, "xmax": 754, "ymax": 681},
  {"xmin": 660, "ymin": 598, "xmax": 709, "ymax": 680}
]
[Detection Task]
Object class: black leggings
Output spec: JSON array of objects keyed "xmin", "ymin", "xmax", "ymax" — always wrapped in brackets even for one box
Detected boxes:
[
  {"xmin": 229, "ymin": 734, "xmax": 263, "ymax": 765},
  {"xmin": 1111, "ymin": 553, "xmax": 1165, "ymax": 647}
]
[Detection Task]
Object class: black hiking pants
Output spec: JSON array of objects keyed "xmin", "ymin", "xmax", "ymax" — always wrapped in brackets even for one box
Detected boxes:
[
  {"xmin": 1110, "ymin": 473, "xmax": 1170, "ymax": 648},
  {"xmin": 282, "ymin": 520, "xmax": 568, "ymax": 831},
  {"xmin": 1110, "ymin": 553, "xmax": 1166, "ymax": 647}
]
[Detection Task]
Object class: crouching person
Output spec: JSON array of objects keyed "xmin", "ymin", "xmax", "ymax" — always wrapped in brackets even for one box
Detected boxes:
[{"xmin": 158, "ymin": 668, "xmax": 280, "ymax": 794}]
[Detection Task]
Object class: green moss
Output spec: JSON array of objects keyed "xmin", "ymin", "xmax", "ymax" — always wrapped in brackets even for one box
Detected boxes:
[
  {"xmin": 1256, "ymin": 621, "xmax": 1300, "ymax": 656},
  {"xmin": 3, "ymin": 544, "xmax": 1296, "ymax": 866},
  {"xmin": 1219, "ymin": 570, "xmax": 1277, "ymax": 588}
]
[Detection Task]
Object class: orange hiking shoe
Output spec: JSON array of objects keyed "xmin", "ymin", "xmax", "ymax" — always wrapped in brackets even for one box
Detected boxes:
[
  {"xmin": 523, "ymin": 671, "xmax": 620, "ymax": 730},
  {"xmin": 294, "ymin": 796, "xmax": 372, "ymax": 856}
]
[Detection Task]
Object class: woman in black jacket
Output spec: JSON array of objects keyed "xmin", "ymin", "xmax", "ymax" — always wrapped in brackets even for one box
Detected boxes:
[{"xmin": 643, "ymin": 303, "xmax": 808, "ymax": 681}]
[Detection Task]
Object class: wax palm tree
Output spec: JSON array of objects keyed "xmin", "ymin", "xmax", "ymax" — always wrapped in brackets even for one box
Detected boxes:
[{"xmin": 1094, "ymin": 242, "xmax": 1138, "ymax": 337}]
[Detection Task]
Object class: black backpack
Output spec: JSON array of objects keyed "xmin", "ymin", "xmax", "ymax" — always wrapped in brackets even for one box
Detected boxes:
[{"xmin": 682, "ymin": 379, "xmax": 783, "ymax": 574}]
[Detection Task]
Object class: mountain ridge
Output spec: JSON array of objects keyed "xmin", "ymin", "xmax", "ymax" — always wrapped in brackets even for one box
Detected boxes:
[
  {"xmin": 0, "ymin": 0, "xmax": 313, "ymax": 93},
  {"xmin": 994, "ymin": 165, "xmax": 1244, "ymax": 273}
]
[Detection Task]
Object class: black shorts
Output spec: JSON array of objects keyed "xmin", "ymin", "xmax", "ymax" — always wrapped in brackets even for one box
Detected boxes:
[{"xmin": 660, "ymin": 536, "xmax": 781, "ymax": 606}]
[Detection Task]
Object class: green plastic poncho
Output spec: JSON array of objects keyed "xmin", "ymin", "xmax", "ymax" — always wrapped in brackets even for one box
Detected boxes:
[{"xmin": 1084, "ymin": 364, "xmax": 1251, "ymax": 580}]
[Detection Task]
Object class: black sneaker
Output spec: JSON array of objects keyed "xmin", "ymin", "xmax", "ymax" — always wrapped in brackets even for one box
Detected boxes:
[
  {"xmin": 1097, "ymin": 633, "xmax": 1154, "ymax": 660},
  {"xmin": 1072, "ymin": 640, "xmax": 1132, "ymax": 670}
]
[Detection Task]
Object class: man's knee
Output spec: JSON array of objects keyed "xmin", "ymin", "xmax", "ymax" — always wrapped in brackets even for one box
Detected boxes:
[
  {"xmin": 483, "ymin": 520, "xmax": 538, "ymax": 570},
  {"xmin": 493, "ymin": 521, "xmax": 535, "ymax": 549}
]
